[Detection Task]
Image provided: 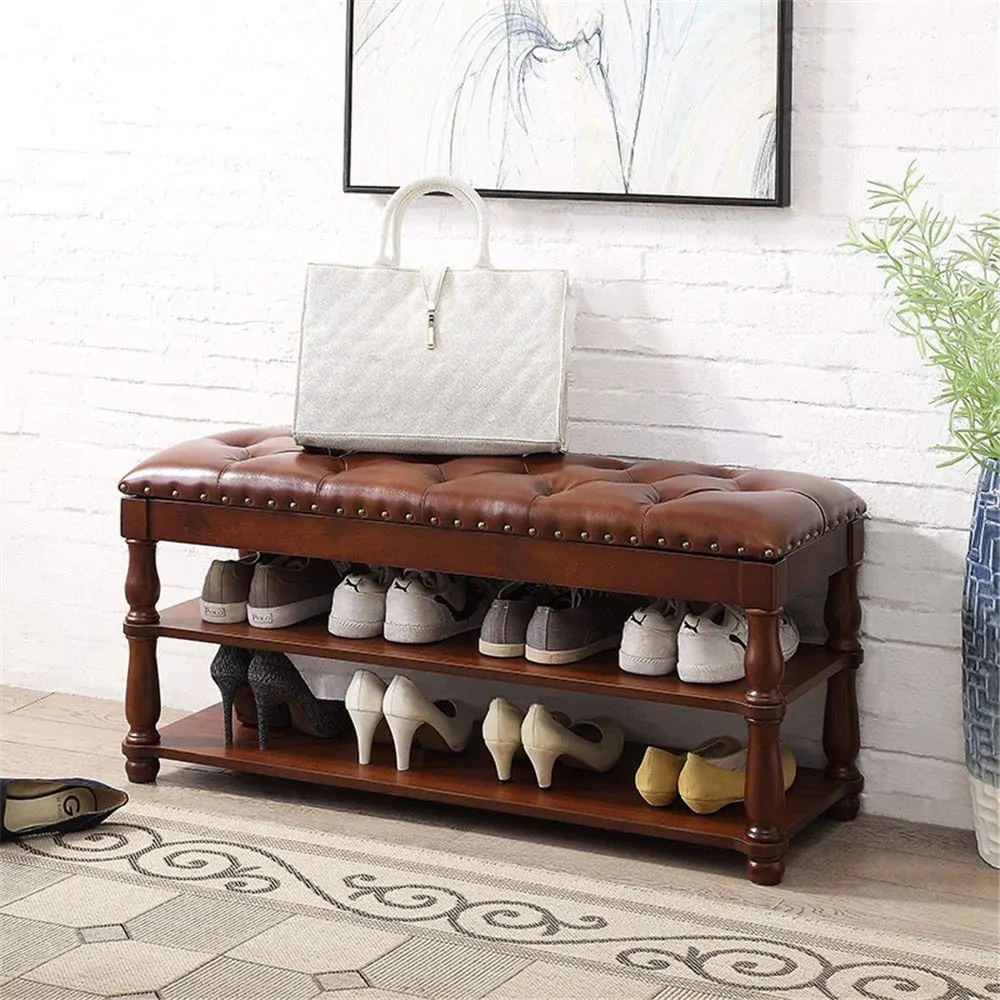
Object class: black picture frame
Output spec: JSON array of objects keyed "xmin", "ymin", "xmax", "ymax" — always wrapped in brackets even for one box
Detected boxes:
[{"xmin": 343, "ymin": 0, "xmax": 792, "ymax": 208}]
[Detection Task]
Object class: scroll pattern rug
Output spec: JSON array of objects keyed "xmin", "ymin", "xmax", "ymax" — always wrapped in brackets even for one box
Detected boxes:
[{"xmin": 0, "ymin": 803, "xmax": 994, "ymax": 1000}]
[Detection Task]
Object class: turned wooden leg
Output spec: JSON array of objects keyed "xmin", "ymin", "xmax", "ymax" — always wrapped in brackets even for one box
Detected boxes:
[
  {"xmin": 123, "ymin": 539, "xmax": 161, "ymax": 783},
  {"xmin": 824, "ymin": 562, "xmax": 864, "ymax": 820},
  {"xmin": 744, "ymin": 608, "xmax": 788, "ymax": 885}
]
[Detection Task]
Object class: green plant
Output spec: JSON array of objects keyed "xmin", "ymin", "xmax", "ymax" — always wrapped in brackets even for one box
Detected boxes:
[{"xmin": 844, "ymin": 163, "xmax": 999, "ymax": 467}]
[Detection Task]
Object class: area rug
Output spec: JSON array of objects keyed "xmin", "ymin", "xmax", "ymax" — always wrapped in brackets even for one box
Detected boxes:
[{"xmin": 0, "ymin": 803, "xmax": 993, "ymax": 1000}]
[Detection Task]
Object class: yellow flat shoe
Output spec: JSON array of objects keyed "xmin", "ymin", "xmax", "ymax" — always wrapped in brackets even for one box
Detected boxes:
[
  {"xmin": 635, "ymin": 736, "xmax": 743, "ymax": 807},
  {"xmin": 678, "ymin": 747, "xmax": 797, "ymax": 815}
]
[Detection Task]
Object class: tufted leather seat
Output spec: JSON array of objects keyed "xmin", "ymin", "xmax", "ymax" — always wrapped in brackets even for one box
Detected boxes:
[{"xmin": 119, "ymin": 427, "xmax": 866, "ymax": 561}]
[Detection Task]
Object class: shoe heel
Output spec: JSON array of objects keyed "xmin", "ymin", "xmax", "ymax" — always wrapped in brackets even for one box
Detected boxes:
[
  {"xmin": 252, "ymin": 688, "xmax": 279, "ymax": 751},
  {"xmin": 219, "ymin": 685, "xmax": 237, "ymax": 747},
  {"xmin": 484, "ymin": 740, "xmax": 518, "ymax": 781},
  {"xmin": 385, "ymin": 715, "xmax": 422, "ymax": 771},
  {"xmin": 349, "ymin": 709, "xmax": 382, "ymax": 766},
  {"xmin": 524, "ymin": 746, "xmax": 560, "ymax": 789}
]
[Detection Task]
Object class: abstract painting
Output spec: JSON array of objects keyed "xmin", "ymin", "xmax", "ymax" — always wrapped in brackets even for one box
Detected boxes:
[{"xmin": 344, "ymin": 0, "xmax": 791, "ymax": 206}]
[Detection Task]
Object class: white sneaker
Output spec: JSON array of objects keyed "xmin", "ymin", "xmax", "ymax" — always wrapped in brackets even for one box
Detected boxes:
[
  {"xmin": 383, "ymin": 571, "xmax": 494, "ymax": 644},
  {"xmin": 618, "ymin": 599, "xmax": 687, "ymax": 675},
  {"xmin": 328, "ymin": 566, "xmax": 397, "ymax": 639},
  {"xmin": 676, "ymin": 604, "xmax": 800, "ymax": 684}
]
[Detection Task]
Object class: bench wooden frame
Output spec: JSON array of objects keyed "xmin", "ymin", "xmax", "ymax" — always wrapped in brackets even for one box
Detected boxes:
[{"xmin": 121, "ymin": 496, "xmax": 864, "ymax": 885}]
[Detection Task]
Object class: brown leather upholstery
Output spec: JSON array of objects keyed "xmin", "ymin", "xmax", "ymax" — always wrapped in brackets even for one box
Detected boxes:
[{"xmin": 119, "ymin": 427, "xmax": 865, "ymax": 560}]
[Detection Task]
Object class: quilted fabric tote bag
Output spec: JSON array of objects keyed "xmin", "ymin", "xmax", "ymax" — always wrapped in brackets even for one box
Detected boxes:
[{"xmin": 293, "ymin": 177, "xmax": 571, "ymax": 455}]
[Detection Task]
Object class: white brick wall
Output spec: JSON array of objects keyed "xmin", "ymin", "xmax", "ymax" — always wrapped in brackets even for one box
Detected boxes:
[{"xmin": 2, "ymin": 0, "xmax": 997, "ymax": 829}]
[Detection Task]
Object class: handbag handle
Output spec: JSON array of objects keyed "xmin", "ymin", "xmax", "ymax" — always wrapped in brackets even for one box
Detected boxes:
[{"xmin": 375, "ymin": 176, "xmax": 492, "ymax": 268}]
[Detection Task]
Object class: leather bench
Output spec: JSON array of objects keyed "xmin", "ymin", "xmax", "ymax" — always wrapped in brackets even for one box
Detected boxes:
[{"xmin": 118, "ymin": 426, "xmax": 866, "ymax": 885}]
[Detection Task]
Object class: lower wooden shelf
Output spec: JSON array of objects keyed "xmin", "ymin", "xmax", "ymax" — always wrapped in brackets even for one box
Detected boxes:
[{"xmin": 141, "ymin": 704, "xmax": 848, "ymax": 854}]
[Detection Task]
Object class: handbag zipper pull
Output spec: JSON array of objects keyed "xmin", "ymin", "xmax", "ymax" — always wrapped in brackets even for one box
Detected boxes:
[{"xmin": 427, "ymin": 309, "xmax": 436, "ymax": 349}]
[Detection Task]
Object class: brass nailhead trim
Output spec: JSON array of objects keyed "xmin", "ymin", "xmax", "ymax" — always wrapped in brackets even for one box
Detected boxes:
[
  {"xmin": 199, "ymin": 492, "xmax": 208, "ymax": 501},
  {"xmin": 580, "ymin": 531, "xmax": 589, "ymax": 541},
  {"xmin": 528, "ymin": 527, "xmax": 537, "ymax": 536},
  {"xmin": 142, "ymin": 486, "xmax": 151, "ymax": 495},
  {"xmin": 656, "ymin": 537, "xmax": 666, "ymax": 547},
  {"xmin": 709, "ymin": 541, "xmax": 719, "ymax": 552},
  {"xmin": 764, "ymin": 548, "xmax": 774, "ymax": 557},
  {"xmin": 267, "ymin": 499, "xmax": 276, "ymax": 508},
  {"xmin": 603, "ymin": 533, "xmax": 613, "ymax": 542},
  {"xmin": 405, "ymin": 513, "xmax": 414, "ymax": 522},
  {"xmin": 289, "ymin": 501, "xmax": 297, "ymax": 510},
  {"xmin": 119, "ymin": 482, "xmax": 128, "ymax": 492},
  {"xmin": 477, "ymin": 521, "xmax": 486, "ymax": 530},
  {"xmin": 554, "ymin": 530, "xmax": 563, "ymax": 539},
  {"xmin": 381, "ymin": 510, "xmax": 390, "ymax": 519},
  {"xmin": 335, "ymin": 506, "xmax": 344, "ymax": 515},
  {"xmin": 171, "ymin": 490, "xmax": 180, "ymax": 498},
  {"xmin": 311, "ymin": 504, "xmax": 319, "ymax": 512},
  {"xmin": 681, "ymin": 540, "xmax": 691, "ymax": 550},
  {"xmin": 503, "ymin": 523, "xmax": 512, "ymax": 533},
  {"xmin": 430, "ymin": 516, "xmax": 439, "ymax": 526},
  {"xmin": 243, "ymin": 498, "xmax": 252, "ymax": 505},
  {"xmin": 221, "ymin": 495, "xmax": 229, "ymax": 503},
  {"xmin": 629, "ymin": 535, "xmax": 639, "ymax": 545},
  {"xmin": 737, "ymin": 546, "xmax": 746, "ymax": 555},
  {"xmin": 453, "ymin": 519, "xmax": 462, "ymax": 528},
  {"xmin": 357, "ymin": 508, "xmax": 366, "ymax": 517}
]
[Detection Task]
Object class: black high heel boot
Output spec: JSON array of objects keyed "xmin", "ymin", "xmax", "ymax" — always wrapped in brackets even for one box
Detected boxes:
[
  {"xmin": 210, "ymin": 646, "xmax": 290, "ymax": 746},
  {"xmin": 247, "ymin": 651, "xmax": 349, "ymax": 750}
]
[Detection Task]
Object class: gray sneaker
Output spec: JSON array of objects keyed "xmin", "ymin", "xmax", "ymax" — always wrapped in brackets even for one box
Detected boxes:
[
  {"xmin": 479, "ymin": 583, "xmax": 561, "ymax": 658},
  {"xmin": 247, "ymin": 558, "xmax": 347, "ymax": 629},
  {"xmin": 524, "ymin": 591, "xmax": 642, "ymax": 665},
  {"xmin": 200, "ymin": 553, "xmax": 262, "ymax": 624}
]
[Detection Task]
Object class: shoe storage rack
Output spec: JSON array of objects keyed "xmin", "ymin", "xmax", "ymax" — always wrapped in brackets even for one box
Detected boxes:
[{"xmin": 121, "ymin": 496, "xmax": 864, "ymax": 886}]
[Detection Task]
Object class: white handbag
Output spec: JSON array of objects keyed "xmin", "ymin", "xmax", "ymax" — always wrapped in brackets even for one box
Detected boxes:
[{"xmin": 293, "ymin": 177, "xmax": 571, "ymax": 455}]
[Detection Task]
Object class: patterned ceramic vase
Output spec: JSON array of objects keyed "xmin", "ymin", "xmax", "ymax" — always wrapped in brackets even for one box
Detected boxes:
[{"xmin": 964, "ymin": 457, "xmax": 1000, "ymax": 867}]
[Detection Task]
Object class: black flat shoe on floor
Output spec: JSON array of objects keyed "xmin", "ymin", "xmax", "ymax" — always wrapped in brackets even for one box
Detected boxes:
[{"xmin": 0, "ymin": 778, "xmax": 128, "ymax": 841}]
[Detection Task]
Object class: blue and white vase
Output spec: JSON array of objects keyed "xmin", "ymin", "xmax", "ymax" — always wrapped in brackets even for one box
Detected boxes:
[{"xmin": 964, "ymin": 457, "xmax": 1000, "ymax": 867}]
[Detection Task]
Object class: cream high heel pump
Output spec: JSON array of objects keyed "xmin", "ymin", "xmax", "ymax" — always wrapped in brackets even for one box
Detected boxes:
[
  {"xmin": 381, "ymin": 675, "xmax": 475, "ymax": 771},
  {"xmin": 520, "ymin": 704, "xmax": 624, "ymax": 789},
  {"xmin": 482, "ymin": 698, "xmax": 573, "ymax": 781},
  {"xmin": 345, "ymin": 669, "xmax": 390, "ymax": 765}
]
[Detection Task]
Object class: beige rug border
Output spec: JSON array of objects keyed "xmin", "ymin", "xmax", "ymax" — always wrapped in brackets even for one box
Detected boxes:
[{"xmin": 92, "ymin": 799, "xmax": 994, "ymax": 973}]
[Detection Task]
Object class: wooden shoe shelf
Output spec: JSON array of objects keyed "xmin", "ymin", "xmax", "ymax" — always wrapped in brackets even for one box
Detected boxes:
[{"xmin": 120, "ymin": 494, "xmax": 864, "ymax": 887}]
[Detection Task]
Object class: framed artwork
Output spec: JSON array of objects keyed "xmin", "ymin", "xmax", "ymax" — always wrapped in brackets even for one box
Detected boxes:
[{"xmin": 344, "ymin": 0, "xmax": 792, "ymax": 207}]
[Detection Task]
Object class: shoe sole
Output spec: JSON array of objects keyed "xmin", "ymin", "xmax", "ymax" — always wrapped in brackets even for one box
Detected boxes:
[
  {"xmin": 247, "ymin": 594, "xmax": 332, "ymax": 629},
  {"xmin": 478, "ymin": 639, "xmax": 525, "ymax": 658},
  {"xmin": 383, "ymin": 619, "xmax": 481, "ymax": 644},
  {"xmin": 524, "ymin": 634, "xmax": 620, "ymax": 665},
  {"xmin": 676, "ymin": 662, "xmax": 744, "ymax": 684},
  {"xmin": 199, "ymin": 599, "xmax": 247, "ymax": 624},
  {"xmin": 619, "ymin": 651, "xmax": 677, "ymax": 676},
  {"xmin": 328, "ymin": 615, "xmax": 383, "ymax": 639}
]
